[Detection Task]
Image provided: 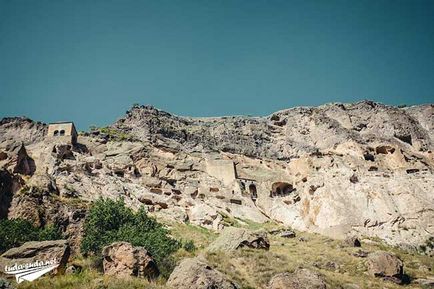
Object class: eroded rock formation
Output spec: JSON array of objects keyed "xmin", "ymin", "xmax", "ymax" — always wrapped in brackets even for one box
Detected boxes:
[{"xmin": 0, "ymin": 101, "xmax": 433, "ymax": 253}]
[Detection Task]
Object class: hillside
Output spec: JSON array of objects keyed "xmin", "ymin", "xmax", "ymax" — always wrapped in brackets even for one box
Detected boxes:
[{"xmin": 0, "ymin": 100, "xmax": 433, "ymax": 288}]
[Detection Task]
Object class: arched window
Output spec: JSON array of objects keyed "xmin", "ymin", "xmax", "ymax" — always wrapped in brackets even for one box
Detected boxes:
[
  {"xmin": 59, "ymin": 130, "xmax": 65, "ymax": 136},
  {"xmin": 53, "ymin": 130, "xmax": 59, "ymax": 136}
]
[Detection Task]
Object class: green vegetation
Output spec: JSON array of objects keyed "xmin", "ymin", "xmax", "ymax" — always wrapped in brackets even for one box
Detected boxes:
[
  {"xmin": 81, "ymin": 198, "xmax": 181, "ymax": 266},
  {"xmin": 182, "ymin": 240, "xmax": 196, "ymax": 252},
  {"xmin": 99, "ymin": 127, "xmax": 133, "ymax": 141},
  {"xmin": 0, "ymin": 219, "xmax": 61, "ymax": 253}
]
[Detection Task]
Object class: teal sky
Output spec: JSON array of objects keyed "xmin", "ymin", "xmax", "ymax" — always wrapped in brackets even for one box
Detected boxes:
[{"xmin": 1, "ymin": 0, "xmax": 433, "ymax": 130}]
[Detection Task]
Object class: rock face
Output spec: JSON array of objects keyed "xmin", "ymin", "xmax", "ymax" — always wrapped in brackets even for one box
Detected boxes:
[
  {"xmin": 268, "ymin": 269, "xmax": 327, "ymax": 289},
  {"xmin": 167, "ymin": 257, "xmax": 238, "ymax": 289},
  {"xmin": 102, "ymin": 242, "xmax": 159, "ymax": 279},
  {"xmin": 1, "ymin": 101, "xmax": 433, "ymax": 251},
  {"xmin": 0, "ymin": 240, "xmax": 70, "ymax": 272},
  {"xmin": 366, "ymin": 251, "xmax": 403, "ymax": 281},
  {"xmin": 343, "ymin": 236, "xmax": 361, "ymax": 247},
  {"xmin": 12, "ymin": 144, "xmax": 35, "ymax": 176},
  {"xmin": 207, "ymin": 227, "xmax": 270, "ymax": 252}
]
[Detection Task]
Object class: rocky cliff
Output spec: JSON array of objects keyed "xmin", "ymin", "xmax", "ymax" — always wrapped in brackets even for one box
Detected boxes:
[{"xmin": 0, "ymin": 101, "xmax": 433, "ymax": 253}]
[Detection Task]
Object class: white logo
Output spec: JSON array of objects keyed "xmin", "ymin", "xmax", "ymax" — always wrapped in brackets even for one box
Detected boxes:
[{"xmin": 4, "ymin": 259, "xmax": 60, "ymax": 283}]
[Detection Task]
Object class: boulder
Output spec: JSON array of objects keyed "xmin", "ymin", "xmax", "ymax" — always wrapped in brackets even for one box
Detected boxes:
[
  {"xmin": 12, "ymin": 144, "xmax": 35, "ymax": 176},
  {"xmin": 167, "ymin": 257, "xmax": 238, "ymax": 289},
  {"xmin": 413, "ymin": 278, "xmax": 434, "ymax": 287},
  {"xmin": 188, "ymin": 203, "xmax": 223, "ymax": 231},
  {"xmin": 65, "ymin": 263, "xmax": 82, "ymax": 275},
  {"xmin": 0, "ymin": 240, "xmax": 70, "ymax": 273},
  {"xmin": 341, "ymin": 284, "xmax": 360, "ymax": 289},
  {"xmin": 366, "ymin": 251, "xmax": 403, "ymax": 281},
  {"xmin": 52, "ymin": 144, "xmax": 75, "ymax": 160},
  {"xmin": 280, "ymin": 230, "xmax": 296, "ymax": 238},
  {"xmin": 102, "ymin": 242, "xmax": 159, "ymax": 280},
  {"xmin": 343, "ymin": 236, "xmax": 361, "ymax": 247},
  {"xmin": 207, "ymin": 227, "xmax": 269, "ymax": 252},
  {"xmin": 268, "ymin": 269, "xmax": 327, "ymax": 289}
]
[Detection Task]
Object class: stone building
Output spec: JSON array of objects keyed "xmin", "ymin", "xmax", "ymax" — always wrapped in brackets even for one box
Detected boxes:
[{"xmin": 47, "ymin": 122, "xmax": 78, "ymax": 145}]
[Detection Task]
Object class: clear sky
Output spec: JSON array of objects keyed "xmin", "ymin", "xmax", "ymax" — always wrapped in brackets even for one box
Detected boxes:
[{"xmin": 1, "ymin": 0, "xmax": 433, "ymax": 130}]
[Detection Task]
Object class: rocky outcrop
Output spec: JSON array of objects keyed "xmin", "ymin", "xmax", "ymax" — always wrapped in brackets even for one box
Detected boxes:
[
  {"xmin": 207, "ymin": 227, "xmax": 269, "ymax": 252},
  {"xmin": 268, "ymin": 269, "xmax": 327, "ymax": 289},
  {"xmin": 343, "ymin": 236, "xmax": 361, "ymax": 247},
  {"xmin": 0, "ymin": 240, "xmax": 70, "ymax": 272},
  {"xmin": 167, "ymin": 257, "xmax": 238, "ymax": 289},
  {"xmin": 102, "ymin": 242, "xmax": 159, "ymax": 279},
  {"xmin": 366, "ymin": 251, "xmax": 404, "ymax": 282},
  {"xmin": 12, "ymin": 144, "xmax": 35, "ymax": 176},
  {"xmin": 0, "ymin": 170, "xmax": 22, "ymax": 220},
  {"xmin": 7, "ymin": 187, "xmax": 86, "ymax": 254},
  {"xmin": 1, "ymin": 101, "xmax": 433, "ymax": 251},
  {"xmin": 0, "ymin": 117, "xmax": 46, "ymax": 147}
]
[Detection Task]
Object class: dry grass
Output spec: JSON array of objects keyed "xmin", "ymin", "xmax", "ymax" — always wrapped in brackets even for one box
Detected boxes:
[
  {"xmin": 11, "ymin": 220, "xmax": 434, "ymax": 289},
  {"xmin": 201, "ymin": 220, "xmax": 433, "ymax": 289}
]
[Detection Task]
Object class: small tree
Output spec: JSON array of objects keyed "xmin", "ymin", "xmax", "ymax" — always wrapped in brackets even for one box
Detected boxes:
[
  {"xmin": 81, "ymin": 198, "xmax": 180, "ymax": 265},
  {"xmin": 0, "ymin": 219, "xmax": 61, "ymax": 253}
]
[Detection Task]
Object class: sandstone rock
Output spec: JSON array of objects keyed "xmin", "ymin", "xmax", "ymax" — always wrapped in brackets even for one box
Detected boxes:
[
  {"xmin": 188, "ymin": 203, "xmax": 223, "ymax": 231},
  {"xmin": 0, "ymin": 240, "xmax": 70, "ymax": 272},
  {"xmin": 366, "ymin": 251, "xmax": 403, "ymax": 281},
  {"xmin": 343, "ymin": 236, "xmax": 361, "ymax": 247},
  {"xmin": 352, "ymin": 250, "xmax": 369, "ymax": 258},
  {"xmin": 65, "ymin": 263, "xmax": 82, "ymax": 275},
  {"xmin": 12, "ymin": 144, "xmax": 35, "ymax": 175},
  {"xmin": 167, "ymin": 257, "xmax": 238, "ymax": 289},
  {"xmin": 207, "ymin": 227, "xmax": 269, "ymax": 252},
  {"xmin": 268, "ymin": 269, "xmax": 327, "ymax": 289},
  {"xmin": 0, "ymin": 169, "xmax": 22, "ymax": 220},
  {"xmin": 280, "ymin": 230, "xmax": 296, "ymax": 238},
  {"xmin": 52, "ymin": 144, "xmax": 75, "ymax": 160},
  {"xmin": 413, "ymin": 277, "xmax": 434, "ymax": 287},
  {"xmin": 7, "ymin": 189, "xmax": 86, "ymax": 254},
  {"xmin": 341, "ymin": 284, "xmax": 360, "ymax": 289},
  {"xmin": 102, "ymin": 242, "xmax": 159, "ymax": 280},
  {"xmin": 2, "ymin": 102, "xmax": 434, "ymax": 252}
]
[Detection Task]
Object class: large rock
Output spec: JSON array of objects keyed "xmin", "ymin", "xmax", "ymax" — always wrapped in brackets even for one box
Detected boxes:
[
  {"xmin": 207, "ymin": 227, "xmax": 269, "ymax": 252},
  {"xmin": 167, "ymin": 257, "xmax": 238, "ymax": 289},
  {"xmin": 366, "ymin": 251, "xmax": 403, "ymax": 281},
  {"xmin": 0, "ymin": 170, "xmax": 22, "ymax": 220},
  {"xmin": 342, "ymin": 236, "xmax": 361, "ymax": 247},
  {"xmin": 12, "ymin": 144, "xmax": 36, "ymax": 176},
  {"xmin": 268, "ymin": 269, "xmax": 327, "ymax": 289},
  {"xmin": 188, "ymin": 203, "xmax": 223, "ymax": 231},
  {"xmin": 0, "ymin": 240, "xmax": 70, "ymax": 272},
  {"xmin": 102, "ymin": 242, "xmax": 159, "ymax": 279}
]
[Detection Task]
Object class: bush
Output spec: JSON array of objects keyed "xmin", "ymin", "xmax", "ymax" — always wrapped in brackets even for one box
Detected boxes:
[
  {"xmin": 81, "ymin": 198, "xmax": 180, "ymax": 266},
  {"xmin": 0, "ymin": 219, "xmax": 62, "ymax": 253},
  {"xmin": 183, "ymin": 240, "xmax": 196, "ymax": 252}
]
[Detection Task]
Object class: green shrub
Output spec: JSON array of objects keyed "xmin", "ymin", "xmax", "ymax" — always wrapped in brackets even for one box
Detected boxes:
[
  {"xmin": 183, "ymin": 240, "xmax": 196, "ymax": 252},
  {"xmin": 81, "ymin": 198, "xmax": 180, "ymax": 266},
  {"xmin": 0, "ymin": 219, "xmax": 62, "ymax": 253}
]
